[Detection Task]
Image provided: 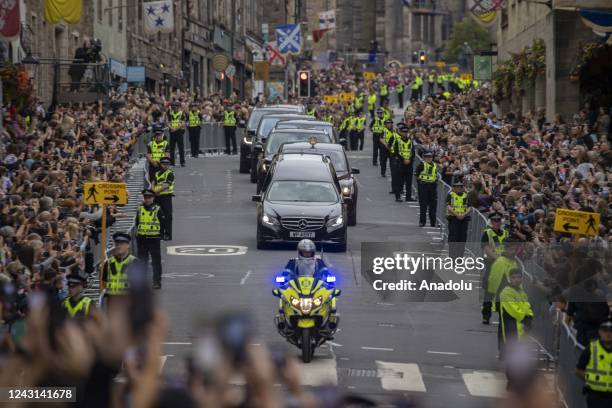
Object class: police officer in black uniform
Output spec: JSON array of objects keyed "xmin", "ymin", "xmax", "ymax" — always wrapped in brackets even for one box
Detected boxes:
[
  {"xmin": 388, "ymin": 123, "xmax": 415, "ymax": 202},
  {"xmin": 152, "ymin": 158, "xmax": 175, "ymax": 241},
  {"xmin": 415, "ymin": 151, "xmax": 438, "ymax": 227},
  {"xmin": 135, "ymin": 189, "xmax": 166, "ymax": 289},
  {"xmin": 446, "ymin": 181, "xmax": 471, "ymax": 259}
]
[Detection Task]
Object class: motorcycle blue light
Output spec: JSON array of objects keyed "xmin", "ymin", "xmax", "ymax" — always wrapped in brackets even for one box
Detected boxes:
[
  {"xmin": 275, "ymin": 276, "xmax": 286, "ymax": 283},
  {"xmin": 326, "ymin": 275, "xmax": 336, "ymax": 283}
]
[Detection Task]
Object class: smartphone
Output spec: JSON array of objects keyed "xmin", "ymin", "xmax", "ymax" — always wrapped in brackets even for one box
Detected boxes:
[
  {"xmin": 128, "ymin": 261, "xmax": 154, "ymax": 337},
  {"xmin": 216, "ymin": 311, "xmax": 253, "ymax": 367}
]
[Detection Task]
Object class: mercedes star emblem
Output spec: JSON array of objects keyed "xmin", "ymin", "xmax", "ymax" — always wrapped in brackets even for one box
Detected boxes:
[{"xmin": 298, "ymin": 219, "xmax": 308, "ymax": 230}]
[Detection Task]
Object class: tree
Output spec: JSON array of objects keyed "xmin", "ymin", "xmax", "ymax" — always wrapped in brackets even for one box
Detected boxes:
[{"xmin": 444, "ymin": 18, "xmax": 491, "ymax": 63}]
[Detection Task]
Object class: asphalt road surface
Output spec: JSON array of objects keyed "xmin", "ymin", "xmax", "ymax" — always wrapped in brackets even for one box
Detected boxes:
[{"xmin": 154, "ymin": 116, "xmax": 506, "ymax": 408}]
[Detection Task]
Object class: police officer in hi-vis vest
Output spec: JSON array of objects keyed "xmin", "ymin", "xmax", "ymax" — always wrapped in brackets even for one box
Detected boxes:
[
  {"xmin": 351, "ymin": 110, "xmax": 366, "ymax": 151},
  {"xmin": 396, "ymin": 80, "xmax": 405, "ymax": 109},
  {"xmin": 380, "ymin": 119, "xmax": 395, "ymax": 178},
  {"xmin": 577, "ymin": 320, "xmax": 612, "ymax": 408},
  {"xmin": 446, "ymin": 180, "xmax": 471, "ymax": 259},
  {"xmin": 415, "ymin": 151, "xmax": 437, "ymax": 227},
  {"xmin": 101, "ymin": 232, "xmax": 137, "ymax": 299},
  {"xmin": 379, "ymin": 81, "xmax": 389, "ymax": 106},
  {"xmin": 63, "ymin": 272, "xmax": 94, "ymax": 320},
  {"xmin": 135, "ymin": 189, "xmax": 166, "ymax": 289},
  {"xmin": 167, "ymin": 101, "xmax": 186, "ymax": 167},
  {"xmin": 370, "ymin": 108, "xmax": 385, "ymax": 166},
  {"xmin": 188, "ymin": 102, "xmax": 203, "ymax": 158},
  {"xmin": 224, "ymin": 103, "xmax": 238, "ymax": 155},
  {"xmin": 481, "ymin": 212, "xmax": 509, "ymax": 324},
  {"xmin": 388, "ymin": 123, "xmax": 415, "ymax": 202},
  {"xmin": 152, "ymin": 157, "xmax": 175, "ymax": 241},
  {"xmin": 146, "ymin": 126, "xmax": 169, "ymax": 180}
]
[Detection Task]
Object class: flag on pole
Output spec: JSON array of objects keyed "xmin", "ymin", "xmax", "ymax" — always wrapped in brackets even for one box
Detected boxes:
[
  {"xmin": 313, "ymin": 29, "xmax": 331, "ymax": 43},
  {"xmin": 143, "ymin": 0, "xmax": 175, "ymax": 35},
  {"xmin": 0, "ymin": 0, "xmax": 20, "ymax": 40},
  {"xmin": 44, "ymin": 0, "xmax": 82, "ymax": 24},
  {"xmin": 318, "ymin": 10, "xmax": 336, "ymax": 29}
]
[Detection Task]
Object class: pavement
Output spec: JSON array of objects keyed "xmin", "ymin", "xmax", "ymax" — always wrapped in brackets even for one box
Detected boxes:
[{"xmin": 151, "ymin": 113, "xmax": 506, "ymax": 407}]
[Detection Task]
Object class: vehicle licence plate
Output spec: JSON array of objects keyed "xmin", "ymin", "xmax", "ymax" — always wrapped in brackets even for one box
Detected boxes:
[{"xmin": 289, "ymin": 231, "xmax": 315, "ymax": 238}]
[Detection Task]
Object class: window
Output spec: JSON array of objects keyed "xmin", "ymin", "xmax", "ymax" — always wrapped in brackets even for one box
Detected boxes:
[
  {"xmin": 98, "ymin": 0, "xmax": 102, "ymax": 22},
  {"xmin": 108, "ymin": 0, "xmax": 113, "ymax": 26},
  {"xmin": 118, "ymin": 0, "xmax": 123, "ymax": 31}
]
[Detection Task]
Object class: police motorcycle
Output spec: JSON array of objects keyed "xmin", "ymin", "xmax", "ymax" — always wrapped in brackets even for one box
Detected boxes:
[{"xmin": 272, "ymin": 240, "xmax": 341, "ymax": 363}]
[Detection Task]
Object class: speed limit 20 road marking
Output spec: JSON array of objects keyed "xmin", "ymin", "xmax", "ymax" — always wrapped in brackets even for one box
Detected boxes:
[{"xmin": 166, "ymin": 245, "xmax": 248, "ymax": 256}]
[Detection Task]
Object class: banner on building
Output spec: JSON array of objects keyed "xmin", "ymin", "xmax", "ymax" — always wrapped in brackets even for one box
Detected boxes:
[
  {"xmin": 318, "ymin": 10, "xmax": 336, "ymax": 29},
  {"xmin": 0, "ymin": 0, "xmax": 20, "ymax": 40},
  {"xmin": 473, "ymin": 55, "xmax": 492, "ymax": 81},
  {"xmin": 44, "ymin": 0, "xmax": 82, "ymax": 24},
  {"xmin": 143, "ymin": 0, "xmax": 175, "ymax": 35}
]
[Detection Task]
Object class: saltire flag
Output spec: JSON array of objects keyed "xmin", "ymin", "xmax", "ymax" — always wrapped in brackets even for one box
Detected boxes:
[
  {"xmin": 143, "ymin": 0, "xmax": 175, "ymax": 35},
  {"xmin": 44, "ymin": 0, "xmax": 82, "ymax": 24}
]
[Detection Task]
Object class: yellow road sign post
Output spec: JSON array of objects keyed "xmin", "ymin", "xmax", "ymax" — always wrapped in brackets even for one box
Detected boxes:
[
  {"xmin": 84, "ymin": 182, "xmax": 128, "ymax": 290},
  {"xmin": 553, "ymin": 208, "xmax": 600, "ymax": 236}
]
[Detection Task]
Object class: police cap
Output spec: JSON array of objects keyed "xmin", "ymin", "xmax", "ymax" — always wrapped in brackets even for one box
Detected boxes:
[
  {"xmin": 423, "ymin": 151, "xmax": 434, "ymax": 157},
  {"xmin": 384, "ymin": 119, "xmax": 394, "ymax": 125},
  {"xmin": 489, "ymin": 213, "xmax": 502, "ymax": 221},
  {"xmin": 376, "ymin": 108, "xmax": 384, "ymax": 114},
  {"xmin": 142, "ymin": 189, "xmax": 155, "ymax": 197},
  {"xmin": 154, "ymin": 126, "xmax": 165, "ymax": 135},
  {"xmin": 453, "ymin": 181, "xmax": 464, "ymax": 187},
  {"xmin": 508, "ymin": 268, "xmax": 523, "ymax": 277},
  {"xmin": 113, "ymin": 232, "xmax": 132, "ymax": 243},
  {"xmin": 599, "ymin": 320, "xmax": 612, "ymax": 331},
  {"xmin": 159, "ymin": 157, "xmax": 171, "ymax": 164},
  {"xmin": 396, "ymin": 123, "xmax": 409, "ymax": 132},
  {"xmin": 67, "ymin": 273, "xmax": 87, "ymax": 286}
]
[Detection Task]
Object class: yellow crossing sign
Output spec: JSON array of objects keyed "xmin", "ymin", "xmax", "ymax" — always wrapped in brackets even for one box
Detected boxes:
[
  {"xmin": 340, "ymin": 92, "xmax": 355, "ymax": 103},
  {"xmin": 84, "ymin": 182, "xmax": 128, "ymax": 205},
  {"xmin": 363, "ymin": 71, "xmax": 376, "ymax": 80},
  {"xmin": 323, "ymin": 94, "xmax": 339, "ymax": 104},
  {"xmin": 553, "ymin": 208, "xmax": 600, "ymax": 236}
]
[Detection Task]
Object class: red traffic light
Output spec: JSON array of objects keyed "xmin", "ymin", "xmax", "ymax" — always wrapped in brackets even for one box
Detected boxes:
[{"xmin": 299, "ymin": 71, "xmax": 309, "ymax": 81}]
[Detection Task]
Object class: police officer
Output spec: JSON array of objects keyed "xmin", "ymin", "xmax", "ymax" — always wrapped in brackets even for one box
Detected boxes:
[
  {"xmin": 577, "ymin": 320, "xmax": 612, "ymax": 407},
  {"xmin": 223, "ymin": 102, "xmax": 237, "ymax": 155},
  {"xmin": 481, "ymin": 213, "xmax": 509, "ymax": 324},
  {"xmin": 339, "ymin": 113, "xmax": 351, "ymax": 149},
  {"xmin": 307, "ymin": 104, "xmax": 317, "ymax": 118},
  {"xmin": 446, "ymin": 181, "xmax": 471, "ymax": 259},
  {"xmin": 498, "ymin": 268, "xmax": 533, "ymax": 359},
  {"xmin": 484, "ymin": 238, "xmax": 520, "ymax": 316},
  {"xmin": 427, "ymin": 71, "xmax": 436, "ymax": 96},
  {"xmin": 389, "ymin": 123, "xmax": 415, "ymax": 202},
  {"xmin": 415, "ymin": 151, "xmax": 437, "ymax": 226},
  {"xmin": 380, "ymin": 119, "xmax": 395, "ymax": 178},
  {"xmin": 367, "ymin": 91, "xmax": 377, "ymax": 118},
  {"xmin": 353, "ymin": 110, "xmax": 366, "ymax": 151},
  {"xmin": 354, "ymin": 92, "xmax": 364, "ymax": 112},
  {"xmin": 396, "ymin": 80, "xmax": 405, "ymax": 109},
  {"xmin": 379, "ymin": 81, "xmax": 389, "ymax": 106},
  {"xmin": 167, "ymin": 102, "xmax": 186, "ymax": 167},
  {"xmin": 63, "ymin": 272, "xmax": 93, "ymax": 319},
  {"xmin": 146, "ymin": 126, "xmax": 169, "ymax": 180},
  {"xmin": 101, "ymin": 232, "xmax": 137, "ymax": 298},
  {"xmin": 188, "ymin": 102, "xmax": 202, "ymax": 158},
  {"xmin": 135, "ymin": 189, "xmax": 166, "ymax": 289},
  {"xmin": 370, "ymin": 108, "xmax": 385, "ymax": 166},
  {"xmin": 152, "ymin": 158, "xmax": 175, "ymax": 241}
]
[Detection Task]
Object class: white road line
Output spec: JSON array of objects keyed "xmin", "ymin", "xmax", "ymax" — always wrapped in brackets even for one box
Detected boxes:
[
  {"xmin": 366, "ymin": 197, "xmax": 372, "ymax": 202},
  {"xmin": 426, "ymin": 231, "xmax": 440, "ymax": 234},
  {"xmin": 163, "ymin": 342, "xmax": 192, "ymax": 345},
  {"xmin": 376, "ymin": 361, "xmax": 426, "ymax": 392},
  {"xmin": 361, "ymin": 346, "xmax": 394, "ymax": 351},
  {"xmin": 461, "ymin": 370, "xmax": 507, "ymax": 398},
  {"xmin": 185, "ymin": 215, "xmax": 212, "ymax": 219},
  {"xmin": 427, "ymin": 350, "xmax": 462, "ymax": 355},
  {"xmin": 240, "ymin": 270, "xmax": 252, "ymax": 285},
  {"xmin": 299, "ymin": 358, "xmax": 338, "ymax": 386}
]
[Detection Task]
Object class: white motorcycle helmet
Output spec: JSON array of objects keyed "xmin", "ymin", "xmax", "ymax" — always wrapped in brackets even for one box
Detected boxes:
[{"xmin": 297, "ymin": 239, "xmax": 316, "ymax": 260}]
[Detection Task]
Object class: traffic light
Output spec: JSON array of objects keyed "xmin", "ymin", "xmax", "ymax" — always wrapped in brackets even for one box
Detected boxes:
[
  {"xmin": 298, "ymin": 70, "xmax": 310, "ymax": 98},
  {"xmin": 419, "ymin": 51, "xmax": 426, "ymax": 65}
]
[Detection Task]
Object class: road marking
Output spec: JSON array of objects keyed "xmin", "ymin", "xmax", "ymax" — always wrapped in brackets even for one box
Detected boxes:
[
  {"xmin": 240, "ymin": 270, "xmax": 252, "ymax": 285},
  {"xmin": 361, "ymin": 346, "xmax": 394, "ymax": 351},
  {"xmin": 376, "ymin": 302, "xmax": 395, "ymax": 306},
  {"xmin": 376, "ymin": 361, "xmax": 426, "ymax": 392},
  {"xmin": 461, "ymin": 370, "xmax": 507, "ymax": 398},
  {"xmin": 378, "ymin": 323, "xmax": 396, "ymax": 328},
  {"xmin": 167, "ymin": 245, "xmax": 248, "ymax": 256},
  {"xmin": 163, "ymin": 342, "xmax": 192, "ymax": 345},
  {"xmin": 366, "ymin": 197, "xmax": 372, "ymax": 202},
  {"xmin": 427, "ymin": 350, "xmax": 462, "ymax": 355},
  {"xmin": 185, "ymin": 215, "xmax": 212, "ymax": 219},
  {"xmin": 299, "ymin": 358, "xmax": 338, "ymax": 386}
]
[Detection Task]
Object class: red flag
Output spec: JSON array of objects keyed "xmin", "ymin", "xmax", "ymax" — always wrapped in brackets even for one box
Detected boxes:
[
  {"xmin": 0, "ymin": 1, "xmax": 20, "ymax": 40},
  {"xmin": 313, "ymin": 29, "xmax": 331, "ymax": 43}
]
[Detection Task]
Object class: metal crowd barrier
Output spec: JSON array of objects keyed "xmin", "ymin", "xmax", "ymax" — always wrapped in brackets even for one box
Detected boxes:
[
  {"xmin": 409, "ymin": 151, "xmax": 588, "ymax": 407},
  {"xmin": 181, "ymin": 122, "xmax": 235, "ymax": 155}
]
